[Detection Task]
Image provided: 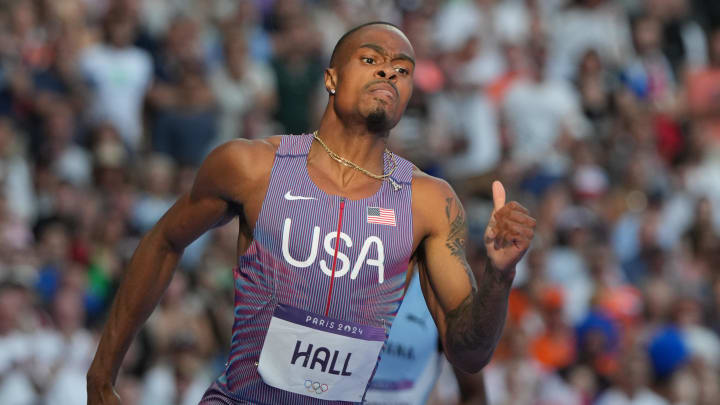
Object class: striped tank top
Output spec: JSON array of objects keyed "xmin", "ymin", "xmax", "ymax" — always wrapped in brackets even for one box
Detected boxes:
[{"xmin": 200, "ymin": 134, "xmax": 415, "ymax": 404}]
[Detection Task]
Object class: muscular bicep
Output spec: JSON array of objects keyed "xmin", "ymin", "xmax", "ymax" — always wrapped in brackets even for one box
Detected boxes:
[
  {"xmin": 154, "ymin": 191, "xmax": 231, "ymax": 252},
  {"xmin": 416, "ymin": 188, "xmax": 476, "ymax": 340}
]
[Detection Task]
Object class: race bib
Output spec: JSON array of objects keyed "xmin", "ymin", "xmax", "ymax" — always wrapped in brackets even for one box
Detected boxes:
[{"xmin": 257, "ymin": 304, "xmax": 386, "ymax": 402}]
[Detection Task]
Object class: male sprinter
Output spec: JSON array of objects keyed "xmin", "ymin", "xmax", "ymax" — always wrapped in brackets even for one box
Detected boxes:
[{"xmin": 87, "ymin": 22, "xmax": 535, "ymax": 404}]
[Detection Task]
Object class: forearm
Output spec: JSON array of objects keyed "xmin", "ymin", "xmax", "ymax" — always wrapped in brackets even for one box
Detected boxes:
[
  {"xmin": 444, "ymin": 259, "xmax": 514, "ymax": 373},
  {"xmin": 455, "ymin": 366, "xmax": 488, "ymax": 405},
  {"xmin": 87, "ymin": 227, "xmax": 182, "ymax": 385}
]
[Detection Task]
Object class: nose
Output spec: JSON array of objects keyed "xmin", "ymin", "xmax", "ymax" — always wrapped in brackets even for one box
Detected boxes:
[{"xmin": 375, "ymin": 66, "xmax": 397, "ymax": 81}]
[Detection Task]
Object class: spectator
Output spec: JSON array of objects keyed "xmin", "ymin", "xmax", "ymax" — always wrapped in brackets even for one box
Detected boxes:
[
  {"xmin": 270, "ymin": 12, "xmax": 323, "ymax": 134},
  {"xmin": 140, "ymin": 337, "xmax": 213, "ymax": 405},
  {"xmin": 622, "ymin": 14, "xmax": 676, "ymax": 111},
  {"xmin": 686, "ymin": 26, "xmax": 720, "ymax": 139},
  {"xmin": 503, "ymin": 40, "xmax": 589, "ymax": 192},
  {"xmin": 151, "ymin": 62, "xmax": 218, "ymax": 167},
  {"xmin": 485, "ymin": 327, "xmax": 545, "ymax": 404},
  {"xmin": 35, "ymin": 100, "xmax": 91, "ymax": 187},
  {"xmin": 595, "ymin": 347, "xmax": 669, "ymax": 405},
  {"xmin": 0, "ymin": 282, "xmax": 36, "ymax": 405},
  {"xmin": 30, "ymin": 24, "xmax": 90, "ymax": 115},
  {"xmin": 434, "ymin": 0, "xmax": 531, "ymax": 58},
  {"xmin": 647, "ymin": 0, "xmax": 708, "ymax": 74},
  {"xmin": 80, "ymin": 8, "xmax": 152, "ymax": 151},
  {"xmin": 673, "ymin": 296, "xmax": 720, "ymax": 369},
  {"xmin": 0, "ymin": 117, "xmax": 35, "ymax": 222},
  {"xmin": 33, "ymin": 288, "xmax": 94, "ymax": 404},
  {"xmin": 647, "ymin": 326, "xmax": 691, "ymax": 403},
  {"xmin": 145, "ymin": 272, "xmax": 215, "ymax": 364},
  {"xmin": 150, "ymin": 15, "xmax": 204, "ymax": 86},
  {"xmin": 548, "ymin": 0, "xmax": 633, "ymax": 79},
  {"xmin": 210, "ymin": 27, "xmax": 276, "ymax": 143},
  {"xmin": 530, "ymin": 287, "xmax": 577, "ymax": 371},
  {"xmin": 131, "ymin": 154, "xmax": 176, "ymax": 233},
  {"xmin": 575, "ymin": 49, "xmax": 619, "ymax": 132},
  {"xmin": 486, "ymin": 40, "xmax": 528, "ymax": 108}
]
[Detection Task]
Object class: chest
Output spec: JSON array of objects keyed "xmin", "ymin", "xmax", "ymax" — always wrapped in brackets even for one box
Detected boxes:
[
  {"xmin": 257, "ymin": 196, "xmax": 408, "ymax": 286},
  {"xmin": 237, "ymin": 167, "xmax": 425, "ymax": 264}
]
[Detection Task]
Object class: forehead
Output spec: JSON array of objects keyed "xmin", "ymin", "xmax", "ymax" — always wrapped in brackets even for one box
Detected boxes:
[{"xmin": 344, "ymin": 25, "xmax": 415, "ymax": 59}]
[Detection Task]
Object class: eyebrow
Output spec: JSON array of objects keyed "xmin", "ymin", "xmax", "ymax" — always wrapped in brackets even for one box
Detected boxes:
[{"xmin": 359, "ymin": 43, "xmax": 415, "ymax": 66}]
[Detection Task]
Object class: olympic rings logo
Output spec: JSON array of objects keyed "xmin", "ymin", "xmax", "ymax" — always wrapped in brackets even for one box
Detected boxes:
[{"xmin": 304, "ymin": 379, "xmax": 329, "ymax": 394}]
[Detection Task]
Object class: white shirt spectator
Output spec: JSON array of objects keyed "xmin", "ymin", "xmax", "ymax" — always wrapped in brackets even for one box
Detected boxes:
[
  {"xmin": 54, "ymin": 144, "xmax": 92, "ymax": 187},
  {"xmin": 680, "ymin": 21, "xmax": 708, "ymax": 70},
  {"xmin": 32, "ymin": 329, "xmax": 95, "ymax": 405},
  {"xmin": 548, "ymin": 3, "xmax": 633, "ymax": 78},
  {"xmin": 537, "ymin": 373, "xmax": 584, "ymax": 405},
  {"xmin": 80, "ymin": 44, "xmax": 153, "ymax": 150},
  {"xmin": 0, "ymin": 120, "xmax": 35, "ymax": 221},
  {"xmin": 0, "ymin": 154, "xmax": 35, "ymax": 222},
  {"xmin": 682, "ymin": 325, "xmax": 720, "ymax": 368},
  {"xmin": 132, "ymin": 195, "xmax": 174, "ymax": 233},
  {"xmin": 0, "ymin": 331, "xmax": 36, "ymax": 405},
  {"xmin": 141, "ymin": 363, "xmax": 213, "ymax": 405},
  {"xmin": 436, "ymin": 94, "xmax": 501, "ymax": 178},
  {"xmin": 655, "ymin": 192, "xmax": 695, "ymax": 249},
  {"xmin": 210, "ymin": 61, "xmax": 275, "ymax": 142},
  {"xmin": 595, "ymin": 388, "xmax": 669, "ymax": 405},
  {"xmin": 457, "ymin": 47, "xmax": 506, "ymax": 87},
  {"xmin": 503, "ymin": 77, "xmax": 588, "ymax": 174},
  {"xmin": 433, "ymin": 0, "xmax": 530, "ymax": 52},
  {"xmin": 486, "ymin": 360, "xmax": 582, "ymax": 405},
  {"xmin": 484, "ymin": 359, "xmax": 545, "ymax": 405},
  {"xmin": 546, "ymin": 245, "xmax": 592, "ymax": 324},
  {"xmin": 684, "ymin": 150, "xmax": 720, "ymax": 234}
]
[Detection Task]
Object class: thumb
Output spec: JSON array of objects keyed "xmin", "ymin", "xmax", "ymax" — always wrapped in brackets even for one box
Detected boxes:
[{"xmin": 492, "ymin": 180, "xmax": 506, "ymax": 211}]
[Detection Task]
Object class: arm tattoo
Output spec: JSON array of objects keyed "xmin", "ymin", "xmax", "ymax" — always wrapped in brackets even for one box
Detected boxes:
[
  {"xmin": 444, "ymin": 197, "xmax": 477, "ymax": 292},
  {"xmin": 445, "ymin": 262, "xmax": 510, "ymax": 355},
  {"xmin": 443, "ymin": 197, "xmax": 512, "ymax": 365}
]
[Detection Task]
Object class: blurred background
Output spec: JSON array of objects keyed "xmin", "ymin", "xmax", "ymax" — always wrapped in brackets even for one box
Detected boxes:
[{"xmin": 1, "ymin": 0, "xmax": 720, "ymax": 404}]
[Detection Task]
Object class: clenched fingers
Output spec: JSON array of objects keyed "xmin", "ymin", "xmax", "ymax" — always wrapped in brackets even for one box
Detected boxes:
[{"xmin": 486, "ymin": 201, "xmax": 536, "ymax": 249}]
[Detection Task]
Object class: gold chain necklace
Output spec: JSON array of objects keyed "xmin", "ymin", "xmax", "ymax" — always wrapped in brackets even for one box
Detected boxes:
[{"xmin": 312, "ymin": 131, "xmax": 402, "ymax": 191}]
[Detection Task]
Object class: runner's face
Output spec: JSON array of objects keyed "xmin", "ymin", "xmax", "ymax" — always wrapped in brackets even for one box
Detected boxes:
[{"xmin": 330, "ymin": 26, "xmax": 415, "ymax": 132}]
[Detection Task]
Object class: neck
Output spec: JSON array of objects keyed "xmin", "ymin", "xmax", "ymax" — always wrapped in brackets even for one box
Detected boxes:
[{"xmin": 311, "ymin": 102, "xmax": 389, "ymax": 181}]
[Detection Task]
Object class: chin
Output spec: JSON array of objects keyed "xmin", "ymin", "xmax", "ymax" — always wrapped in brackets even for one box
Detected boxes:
[{"xmin": 365, "ymin": 107, "xmax": 392, "ymax": 133}]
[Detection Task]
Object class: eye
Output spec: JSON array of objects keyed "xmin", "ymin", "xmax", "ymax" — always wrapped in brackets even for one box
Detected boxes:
[
  {"xmin": 361, "ymin": 57, "xmax": 375, "ymax": 64},
  {"xmin": 394, "ymin": 67, "xmax": 409, "ymax": 75}
]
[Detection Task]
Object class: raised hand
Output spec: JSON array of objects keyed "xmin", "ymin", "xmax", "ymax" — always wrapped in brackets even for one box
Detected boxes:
[{"xmin": 484, "ymin": 181, "xmax": 535, "ymax": 272}]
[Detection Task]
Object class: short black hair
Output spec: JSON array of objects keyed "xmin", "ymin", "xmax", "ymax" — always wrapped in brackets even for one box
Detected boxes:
[{"xmin": 329, "ymin": 21, "xmax": 402, "ymax": 67}]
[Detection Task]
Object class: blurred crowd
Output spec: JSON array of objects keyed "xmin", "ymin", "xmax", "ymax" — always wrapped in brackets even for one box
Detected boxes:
[{"xmin": 2, "ymin": 0, "xmax": 720, "ymax": 404}]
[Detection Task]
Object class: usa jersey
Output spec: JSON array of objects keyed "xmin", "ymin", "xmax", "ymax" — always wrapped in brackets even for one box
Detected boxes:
[{"xmin": 200, "ymin": 134, "xmax": 415, "ymax": 404}]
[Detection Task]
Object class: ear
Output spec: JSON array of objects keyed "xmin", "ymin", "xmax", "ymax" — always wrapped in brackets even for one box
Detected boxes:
[{"xmin": 324, "ymin": 67, "xmax": 337, "ymax": 95}]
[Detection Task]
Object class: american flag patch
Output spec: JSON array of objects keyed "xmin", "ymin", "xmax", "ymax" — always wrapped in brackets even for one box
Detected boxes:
[{"xmin": 367, "ymin": 207, "xmax": 396, "ymax": 226}]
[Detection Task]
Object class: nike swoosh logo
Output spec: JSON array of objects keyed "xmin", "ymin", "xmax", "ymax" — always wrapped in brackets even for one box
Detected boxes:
[{"xmin": 284, "ymin": 191, "xmax": 317, "ymax": 201}]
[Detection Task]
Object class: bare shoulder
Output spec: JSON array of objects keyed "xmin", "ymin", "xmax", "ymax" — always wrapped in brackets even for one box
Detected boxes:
[
  {"xmin": 193, "ymin": 136, "xmax": 282, "ymax": 203},
  {"xmin": 411, "ymin": 167, "xmax": 462, "ymax": 237},
  {"xmin": 411, "ymin": 167, "xmax": 455, "ymax": 198},
  {"xmin": 207, "ymin": 136, "xmax": 281, "ymax": 169}
]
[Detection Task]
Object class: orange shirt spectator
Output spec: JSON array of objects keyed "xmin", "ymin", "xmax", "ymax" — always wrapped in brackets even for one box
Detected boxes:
[{"xmin": 530, "ymin": 287, "xmax": 577, "ymax": 371}]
